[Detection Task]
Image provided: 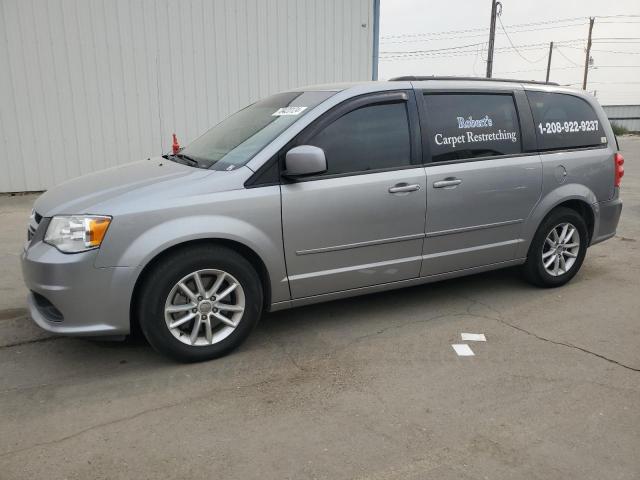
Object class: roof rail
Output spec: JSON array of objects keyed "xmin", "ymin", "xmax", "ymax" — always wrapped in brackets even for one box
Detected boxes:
[{"xmin": 388, "ymin": 76, "xmax": 559, "ymax": 86}]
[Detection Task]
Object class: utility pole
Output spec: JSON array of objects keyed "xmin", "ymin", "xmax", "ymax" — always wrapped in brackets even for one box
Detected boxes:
[
  {"xmin": 486, "ymin": 0, "xmax": 499, "ymax": 78},
  {"xmin": 582, "ymin": 17, "xmax": 595, "ymax": 90},
  {"xmin": 545, "ymin": 41, "xmax": 554, "ymax": 83}
]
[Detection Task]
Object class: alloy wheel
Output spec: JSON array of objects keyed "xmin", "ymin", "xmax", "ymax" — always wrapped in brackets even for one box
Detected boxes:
[
  {"xmin": 164, "ymin": 269, "xmax": 245, "ymax": 346},
  {"xmin": 541, "ymin": 222, "xmax": 581, "ymax": 277}
]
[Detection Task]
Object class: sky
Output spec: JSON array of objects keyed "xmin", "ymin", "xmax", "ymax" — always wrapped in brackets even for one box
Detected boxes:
[{"xmin": 379, "ymin": 0, "xmax": 640, "ymax": 105}]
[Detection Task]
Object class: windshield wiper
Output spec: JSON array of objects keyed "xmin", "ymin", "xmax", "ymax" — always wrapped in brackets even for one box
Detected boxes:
[
  {"xmin": 175, "ymin": 153, "xmax": 199, "ymax": 166},
  {"xmin": 163, "ymin": 153, "xmax": 200, "ymax": 167}
]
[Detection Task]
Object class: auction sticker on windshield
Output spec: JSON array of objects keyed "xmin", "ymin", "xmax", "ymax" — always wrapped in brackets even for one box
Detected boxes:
[{"xmin": 272, "ymin": 107, "xmax": 307, "ymax": 116}]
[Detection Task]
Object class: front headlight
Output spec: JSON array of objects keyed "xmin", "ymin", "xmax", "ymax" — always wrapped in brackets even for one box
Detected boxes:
[{"xmin": 44, "ymin": 215, "xmax": 112, "ymax": 253}]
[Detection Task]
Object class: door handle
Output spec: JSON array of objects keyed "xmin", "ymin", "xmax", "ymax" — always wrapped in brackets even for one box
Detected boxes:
[
  {"xmin": 388, "ymin": 183, "xmax": 421, "ymax": 194},
  {"xmin": 433, "ymin": 178, "xmax": 462, "ymax": 189}
]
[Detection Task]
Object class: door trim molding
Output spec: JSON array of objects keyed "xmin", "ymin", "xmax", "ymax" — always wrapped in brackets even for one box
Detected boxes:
[
  {"xmin": 295, "ymin": 219, "xmax": 524, "ymax": 255},
  {"xmin": 296, "ymin": 232, "xmax": 425, "ymax": 256},
  {"xmin": 421, "ymin": 239, "xmax": 523, "ymax": 263},
  {"xmin": 287, "ymin": 255, "xmax": 423, "ymax": 282},
  {"xmin": 269, "ymin": 258, "xmax": 526, "ymax": 311},
  {"xmin": 426, "ymin": 218, "xmax": 523, "ymax": 238}
]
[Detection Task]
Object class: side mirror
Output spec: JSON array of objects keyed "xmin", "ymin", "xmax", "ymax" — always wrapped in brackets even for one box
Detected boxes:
[{"xmin": 284, "ymin": 145, "xmax": 327, "ymax": 178}]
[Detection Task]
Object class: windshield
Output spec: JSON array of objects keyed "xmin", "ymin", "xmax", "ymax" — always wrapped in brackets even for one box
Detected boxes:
[{"xmin": 178, "ymin": 90, "xmax": 335, "ymax": 170}]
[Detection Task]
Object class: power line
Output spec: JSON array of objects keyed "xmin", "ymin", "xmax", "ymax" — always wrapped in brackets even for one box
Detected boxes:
[
  {"xmin": 381, "ymin": 39, "xmax": 585, "ymax": 55},
  {"xmin": 595, "ymin": 14, "xmax": 640, "ymax": 19},
  {"xmin": 564, "ymin": 45, "xmax": 640, "ymax": 55},
  {"xmin": 554, "ymin": 47, "xmax": 583, "ymax": 66},
  {"xmin": 379, "ymin": 50, "xmax": 560, "ymax": 61},
  {"xmin": 379, "ymin": 37, "xmax": 640, "ymax": 59},
  {"xmin": 381, "ymin": 21, "xmax": 589, "ymax": 44},
  {"xmin": 495, "ymin": 65, "xmax": 582, "ymax": 74},
  {"xmin": 380, "ymin": 49, "xmax": 537, "ymax": 60},
  {"xmin": 380, "ymin": 16, "xmax": 587, "ymax": 39},
  {"xmin": 497, "ymin": 14, "xmax": 549, "ymax": 63},
  {"xmin": 494, "ymin": 65, "xmax": 640, "ymax": 75},
  {"xmin": 592, "ymin": 37, "xmax": 640, "ymax": 41},
  {"xmin": 565, "ymin": 81, "xmax": 640, "ymax": 85},
  {"xmin": 380, "ymin": 39, "xmax": 586, "ymax": 59},
  {"xmin": 594, "ymin": 20, "xmax": 640, "ymax": 25},
  {"xmin": 380, "ymin": 42, "xmax": 486, "ymax": 57},
  {"xmin": 380, "ymin": 15, "xmax": 640, "ymax": 41},
  {"xmin": 382, "ymin": 27, "xmax": 487, "ymax": 39}
]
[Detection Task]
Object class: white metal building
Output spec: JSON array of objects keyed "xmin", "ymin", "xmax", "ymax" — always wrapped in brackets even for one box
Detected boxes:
[
  {"xmin": 0, "ymin": 0, "xmax": 379, "ymax": 193},
  {"xmin": 602, "ymin": 105, "xmax": 640, "ymax": 133}
]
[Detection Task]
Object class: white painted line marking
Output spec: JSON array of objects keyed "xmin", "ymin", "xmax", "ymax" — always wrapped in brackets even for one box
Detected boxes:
[
  {"xmin": 461, "ymin": 333, "xmax": 486, "ymax": 342},
  {"xmin": 452, "ymin": 344, "xmax": 475, "ymax": 356}
]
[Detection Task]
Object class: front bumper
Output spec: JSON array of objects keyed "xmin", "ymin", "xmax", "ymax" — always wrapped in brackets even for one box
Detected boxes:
[{"xmin": 21, "ymin": 238, "xmax": 139, "ymax": 336}]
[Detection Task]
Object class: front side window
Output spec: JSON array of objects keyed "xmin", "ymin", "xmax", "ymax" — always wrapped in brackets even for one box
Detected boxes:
[
  {"xmin": 526, "ymin": 91, "xmax": 606, "ymax": 151},
  {"xmin": 180, "ymin": 91, "xmax": 335, "ymax": 170},
  {"xmin": 306, "ymin": 102, "xmax": 411, "ymax": 175},
  {"xmin": 424, "ymin": 93, "xmax": 522, "ymax": 162}
]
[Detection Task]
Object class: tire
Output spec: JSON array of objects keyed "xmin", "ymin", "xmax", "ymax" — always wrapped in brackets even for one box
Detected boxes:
[
  {"xmin": 137, "ymin": 245, "xmax": 263, "ymax": 362},
  {"xmin": 522, "ymin": 207, "xmax": 588, "ymax": 288}
]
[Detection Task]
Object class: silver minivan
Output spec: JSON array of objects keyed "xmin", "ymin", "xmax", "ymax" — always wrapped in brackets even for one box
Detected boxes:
[{"xmin": 22, "ymin": 77, "xmax": 624, "ymax": 362}]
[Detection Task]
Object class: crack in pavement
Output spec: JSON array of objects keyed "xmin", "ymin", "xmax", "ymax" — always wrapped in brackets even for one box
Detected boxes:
[
  {"xmin": 0, "ymin": 309, "xmax": 28, "ymax": 320},
  {"xmin": 0, "ymin": 377, "xmax": 274, "ymax": 459},
  {"xmin": 261, "ymin": 326, "xmax": 307, "ymax": 372},
  {"xmin": 462, "ymin": 295, "xmax": 640, "ymax": 373},
  {"xmin": 493, "ymin": 319, "xmax": 640, "ymax": 373},
  {"xmin": 325, "ymin": 293, "xmax": 640, "ymax": 374},
  {"xmin": 0, "ymin": 335, "xmax": 60, "ymax": 349},
  {"xmin": 335, "ymin": 311, "xmax": 471, "ymax": 352}
]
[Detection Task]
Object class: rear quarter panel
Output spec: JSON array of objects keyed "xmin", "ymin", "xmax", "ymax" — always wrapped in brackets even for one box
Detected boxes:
[{"xmin": 515, "ymin": 87, "xmax": 617, "ymax": 258}]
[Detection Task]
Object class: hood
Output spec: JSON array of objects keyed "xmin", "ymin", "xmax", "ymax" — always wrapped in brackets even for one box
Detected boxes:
[{"xmin": 34, "ymin": 158, "xmax": 248, "ymax": 216}]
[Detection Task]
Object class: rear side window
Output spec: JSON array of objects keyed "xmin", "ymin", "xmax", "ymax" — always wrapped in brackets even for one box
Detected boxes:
[
  {"xmin": 423, "ymin": 93, "xmax": 522, "ymax": 162},
  {"xmin": 526, "ymin": 91, "xmax": 606, "ymax": 151},
  {"xmin": 307, "ymin": 102, "xmax": 411, "ymax": 175}
]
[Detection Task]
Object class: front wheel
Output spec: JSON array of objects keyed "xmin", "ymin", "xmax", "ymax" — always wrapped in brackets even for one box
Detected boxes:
[
  {"xmin": 137, "ymin": 245, "xmax": 263, "ymax": 362},
  {"xmin": 522, "ymin": 207, "xmax": 588, "ymax": 288}
]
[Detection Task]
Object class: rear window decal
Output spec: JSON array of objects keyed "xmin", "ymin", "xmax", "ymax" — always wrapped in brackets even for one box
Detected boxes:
[{"xmin": 423, "ymin": 93, "xmax": 523, "ymax": 162}]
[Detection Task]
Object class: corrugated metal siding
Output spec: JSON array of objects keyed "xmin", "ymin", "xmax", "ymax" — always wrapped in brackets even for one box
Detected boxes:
[
  {"xmin": 0, "ymin": 0, "xmax": 374, "ymax": 193},
  {"xmin": 602, "ymin": 105, "xmax": 640, "ymax": 132}
]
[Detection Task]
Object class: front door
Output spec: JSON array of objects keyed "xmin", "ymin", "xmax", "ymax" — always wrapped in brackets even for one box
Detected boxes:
[
  {"xmin": 281, "ymin": 91, "xmax": 427, "ymax": 298},
  {"xmin": 418, "ymin": 90, "xmax": 542, "ymax": 276}
]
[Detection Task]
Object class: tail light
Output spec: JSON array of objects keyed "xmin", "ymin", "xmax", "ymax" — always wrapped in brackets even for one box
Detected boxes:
[{"xmin": 614, "ymin": 153, "xmax": 625, "ymax": 187}]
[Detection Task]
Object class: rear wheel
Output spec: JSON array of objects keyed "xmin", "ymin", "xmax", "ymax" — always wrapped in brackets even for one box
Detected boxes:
[
  {"xmin": 138, "ymin": 245, "xmax": 262, "ymax": 362},
  {"xmin": 522, "ymin": 207, "xmax": 588, "ymax": 288}
]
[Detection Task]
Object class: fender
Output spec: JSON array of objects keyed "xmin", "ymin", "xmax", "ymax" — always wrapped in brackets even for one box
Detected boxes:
[
  {"xmin": 516, "ymin": 183, "xmax": 597, "ymax": 258},
  {"xmin": 97, "ymin": 214, "xmax": 290, "ymax": 305},
  {"xmin": 136, "ymin": 216, "xmax": 286, "ymax": 304}
]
